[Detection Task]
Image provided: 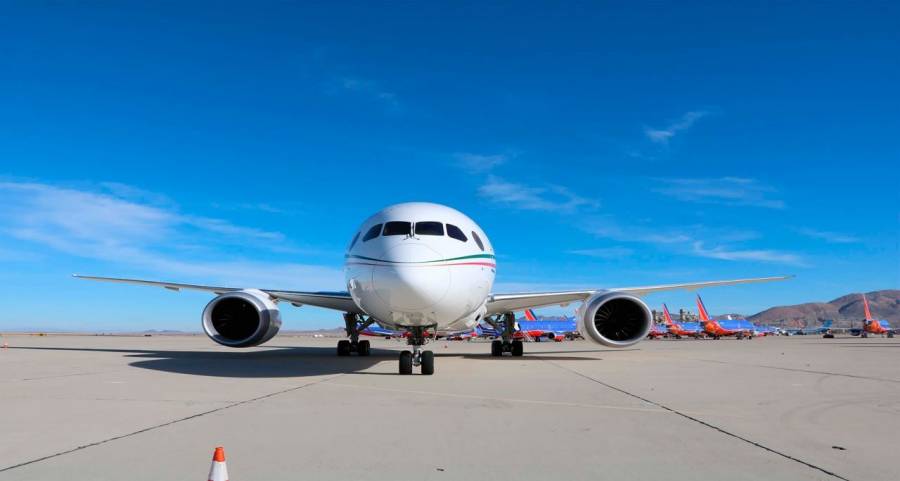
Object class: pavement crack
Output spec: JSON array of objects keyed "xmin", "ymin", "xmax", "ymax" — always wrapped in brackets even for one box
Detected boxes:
[
  {"xmin": 544, "ymin": 360, "xmax": 851, "ymax": 481},
  {"xmin": 0, "ymin": 374, "xmax": 343, "ymax": 474}
]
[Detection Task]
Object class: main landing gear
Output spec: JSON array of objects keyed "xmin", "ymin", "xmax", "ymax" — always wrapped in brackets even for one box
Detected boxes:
[
  {"xmin": 336, "ymin": 313, "xmax": 372, "ymax": 357},
  {"xmin": 487, "ymin": 312, "xmax": 524, "ymax": 357},
  {"xmin": 399, "ymin": 326, "xmax": 435, "ymax": 375}
]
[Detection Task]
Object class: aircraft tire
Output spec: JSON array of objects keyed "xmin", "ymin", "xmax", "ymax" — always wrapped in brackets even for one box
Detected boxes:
[
  {"xmin": 399, "ymin": 351, "xmax": 413, "ymax": 375},
  {"xmin": 421, "ymin": 351, "xmax": 434, "ymax": 375},
  {"xmin": 511, "ymin": 340, "xmax": 524, "ymax": 357},
  {"xmin": 337, "ymin": 340, "xmax": 351, "ymax": 356},
  {"xmin": 358, "ymin": 340, "xmax": 371, "ymax": 356},
  {"xmin": 491, "ymin": 340, "xmax": 503, "ymax": 357},
  {"xmin": 888, "ymin": 332, "xmax": 894, "ymax": 338}
]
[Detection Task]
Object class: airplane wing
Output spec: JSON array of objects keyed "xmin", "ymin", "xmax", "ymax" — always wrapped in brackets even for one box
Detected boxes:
[
  {"xmin": 73, "ymin": 275, "xmax": 363, "ymax": 313},
  {"xmin": 485, "ymin": 276, "xmax": 792, "ymax": 315}
]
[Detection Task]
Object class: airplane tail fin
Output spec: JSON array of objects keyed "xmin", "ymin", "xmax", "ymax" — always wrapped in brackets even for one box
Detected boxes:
[
  {"xmin": 696, "ymin": 295, "xmax": 711, "ymax": 322},
  {"xmin": 662, "ymin": 304, "xmax": 675, "ymax": 326},
  {"xmin": 524, "ymin": 308, "xmax": 537, "ymax": 321},
  {"xmin": 822, "ymin": 320, "xmax": 833, "ymax": 328},
  {"xmin": 862, "ymin": 294, "xmax": 874, "ymax": 321}
]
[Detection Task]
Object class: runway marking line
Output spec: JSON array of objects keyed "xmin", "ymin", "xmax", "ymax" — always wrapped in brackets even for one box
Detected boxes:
[
  {"xmin": 0, "ymin": 374, "xmax": 344, "ymax": 474},
  {"xmin": 545, "ymin": 360, "xmax": 851, "ymax": 481}
]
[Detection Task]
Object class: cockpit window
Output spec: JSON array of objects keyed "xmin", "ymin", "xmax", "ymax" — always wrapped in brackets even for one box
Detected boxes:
[
  {"xmin": 446, "ymin": 224, "xmax": 467, "ymax": 242},
  {"xmin": 472, "ymin": 231, "xmax": 485, "ymax": 251},
  {"xmin": 383, "ymin": 221, "xmax": 412, "ymax": 236},
  {"xmin": 415, "ymin": 221, "xmax": 444, "ymax": 236},
  {"xmin": 362, "ymin": 224, "xmax": 382, "ymax": 241},
  {"xmin": 348, "ymin": 231, "xmax": 361, "ymax": 250}
]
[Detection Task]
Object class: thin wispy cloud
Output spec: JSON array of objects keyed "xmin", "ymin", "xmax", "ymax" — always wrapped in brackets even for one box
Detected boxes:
[
  {"xmin": 795, "ymin": 228, "xmax": 860, "ymax": 244},
  {"xmin": 479, "ymin": 175, "xmax": 599, "ymax": 213},
  {"xmin": 0, "ymin": 181, "xmax": 343, "ymax": 288},
  {"xmin": 454, "ymin": 152, "xmax": 509, "ymax": 173},
  {"xmin": 644, "ymin": 110, "xmax": 709, "ymax": 145},
  {"xmin": 654, "ymin": 177, "xmax": 785, "ymax": 209},
  {"xmin": 568, "ymin": 247, "xmax": 634, "ymax": 259},
  {"xmin": 581, "ymin": 216, "xmax": 802, "ymax": 266},
  {"xmin": 582, "ymin": 217, "xmax": 690, "ymax": 244},
  {"xmin": 337, "ymin": 77, "xmax": 399, "ymax": 109},
  {"xmin": 691, "ymin": 241, "xmax": 805, "ymax": 266}
]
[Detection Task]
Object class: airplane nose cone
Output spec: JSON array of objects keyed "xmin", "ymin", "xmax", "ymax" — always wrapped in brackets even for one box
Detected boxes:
[{"xmin": 373, "ymin": 243, "xmax": 450, "ymax": 311}]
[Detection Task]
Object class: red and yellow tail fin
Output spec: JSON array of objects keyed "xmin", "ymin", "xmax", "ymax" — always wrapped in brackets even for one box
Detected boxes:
[
  {"xmin": 662, "ymin": 304, "xmax": 675, "ymax": 326},
  {"xmin": 862, "ymin": 294, "xmax": 874, "ymax": 321},
  {"xmin": 696, "ymin": 295, "xmax": 711, "ymax": 322}
]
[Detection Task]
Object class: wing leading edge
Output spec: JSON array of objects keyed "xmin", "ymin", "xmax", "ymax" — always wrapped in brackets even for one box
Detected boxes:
[
  {"xmin": 485, "ymin": 275, "xmax": 793, "ymax": 315},
  {"xmin": 73, "ymin": 275, "xmax": 362, "ymax": 313}
]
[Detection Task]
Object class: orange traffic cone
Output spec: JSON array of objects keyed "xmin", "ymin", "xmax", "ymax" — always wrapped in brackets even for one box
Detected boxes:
[{"xmin": 207, "ymin": 446, "xmax": 229, "ymax": 481}]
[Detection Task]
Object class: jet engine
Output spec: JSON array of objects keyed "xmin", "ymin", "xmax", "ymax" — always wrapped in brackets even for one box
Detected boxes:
[
  {"xmin": 201, "ymin": 289, "xmax": 282, "ymax": 347},
  {"xmin": 577, "ymin": 292, "xmax": 652, "ymax": 347}
]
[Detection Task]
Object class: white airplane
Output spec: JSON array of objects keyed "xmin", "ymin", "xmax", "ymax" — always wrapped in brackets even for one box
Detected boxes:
[{"xmin": 76, "ymin": 202, "xmax": 791, "ymax": 375}]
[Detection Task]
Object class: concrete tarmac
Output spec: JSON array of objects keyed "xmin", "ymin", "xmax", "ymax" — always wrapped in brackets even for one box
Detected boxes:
[{"xmin": 1, "ymin": 334, "xmax": 898, "ymax": 480}]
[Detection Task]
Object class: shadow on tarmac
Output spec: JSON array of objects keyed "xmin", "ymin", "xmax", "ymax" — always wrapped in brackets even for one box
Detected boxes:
[
  {"xmin": 8, "ymin": 344, "xmax": 631, "ymax": 377},
  {"xmin": 9, "ymin": 346, "xmax": 389, "ymax": 378}
]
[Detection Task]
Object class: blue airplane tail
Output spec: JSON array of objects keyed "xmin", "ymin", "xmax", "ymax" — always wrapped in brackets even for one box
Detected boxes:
[{"xmin": 822, "ymin": 320, "xmax": 833, "ymax": 328}]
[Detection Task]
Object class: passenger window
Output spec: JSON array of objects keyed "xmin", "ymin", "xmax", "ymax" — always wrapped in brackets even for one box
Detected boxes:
[
  {"xmin": 447, "ymin": 224, "xmax": 467, "ymax": 242},
  {"xmin": 383, "ymin": 221, "xmax": 412, "ymax": 236},
  {"xmin": 362, "ymin": 224, "xmax": 382, "ymax": 241},
  {"xmin": 348, "ymin": 231, "xmax": 361, "ymax": 250},
  {"xmin": 472, "ymin": 231, "xmax": 485, "ymax": 251},
  {"xmin": 415, "ymin": 221, "xmax": 444, "ymax": 236}
]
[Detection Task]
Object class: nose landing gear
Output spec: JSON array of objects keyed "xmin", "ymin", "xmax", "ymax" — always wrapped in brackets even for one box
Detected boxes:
[{"xmin": 399, "ymin": 325, "xmax": 435, "ymax": 375}]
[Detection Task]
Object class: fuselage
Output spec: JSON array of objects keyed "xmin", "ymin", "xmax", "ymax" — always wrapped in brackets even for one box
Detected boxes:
[
  {"xmin": 666, "ymin": 321, "xmax": 702, "ymax": 337},
  {"xmin": 344, "ymin": 203, "xmax": 496, "ymax": 331}
]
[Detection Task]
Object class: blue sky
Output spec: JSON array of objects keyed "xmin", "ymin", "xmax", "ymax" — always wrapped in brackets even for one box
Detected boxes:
[{"xmin": 0, "ymin": 2, "xmax": 897, "ymax": 331}]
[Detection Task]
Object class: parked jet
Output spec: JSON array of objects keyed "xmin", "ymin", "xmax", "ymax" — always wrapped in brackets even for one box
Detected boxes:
[
  {"xmin": 516, "ymin": 309, "xmax": 578, "ymax": 341},
  {"xmin": 860, "ymin": 294, "xmax": 894, "ymax": 338},
  {"xmin": 784, "ymin": 320, "xmax": 833, "ymax": 336},
  {"xmin": 647, "ymin": 322, "xmax": 668, "ymax": 339},
  {"xmin": 661, "ymin": 303, "xmax": 703, "ymax": 338},
  {"xmin": 697, "ymin": 295, "xmax": 752, "ymax": 339},
  {"xmin": 360, "ymin": 323, "xmax": 405, "ymax": 339},
  {"xmin": 76, "ymin": 202, "xmax": 789, "ymax": 374}
]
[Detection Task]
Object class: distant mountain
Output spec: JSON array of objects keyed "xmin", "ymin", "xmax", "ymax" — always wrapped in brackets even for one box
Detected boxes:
[{"xmin": 748, "ymin": 290, "xmax": 900, "ymax": 328}]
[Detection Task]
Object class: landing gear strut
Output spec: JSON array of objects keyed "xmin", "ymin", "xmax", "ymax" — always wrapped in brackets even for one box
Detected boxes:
[
  {"xmin": 488, "ymin": 312, "xmax": 524, "ymax": 357},
  {"xmin": 399, "ymin": 326, "xmax": 435, "ymax": 375},
  {"xmin": 337, "ymin": 313, "xmax": 373, "ymax": 356}
]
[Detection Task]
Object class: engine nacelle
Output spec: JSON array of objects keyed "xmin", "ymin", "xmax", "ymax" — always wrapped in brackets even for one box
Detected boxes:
[
  {"xmin": 202, "ymin": 289, "xmax": 282, "ymax": 347},
  {"xmin": 577, "ymin": 292, "xmax": 652, "ymax": 348}
]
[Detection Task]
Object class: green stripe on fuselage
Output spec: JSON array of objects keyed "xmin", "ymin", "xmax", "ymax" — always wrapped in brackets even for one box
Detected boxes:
[{"xmin": 345, "ymin": 253, "xmax": 495, "ymax": 264}]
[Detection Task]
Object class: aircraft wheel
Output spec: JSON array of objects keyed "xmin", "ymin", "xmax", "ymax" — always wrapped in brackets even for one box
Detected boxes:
[
  {"xmin": 421, "ymin": 350, "xmax": 435, "ymax": 375},
  {"xmin": 491, "ymin": 340, "xmax": 503, "ymax": 357},
  {"xmin": 337, "ymin": 340, "xmax": 351, "ymax": 356},
  {"xmin": 861, "ymin": 332, "xmax": 868, "ymax": 338},
  {"xmin": 511, "ymin": 340, "xmax": 524, "ymax": 357},
  {"xmin": 888, "ymin": 332, "xmax": 894, "ymax": 338},
  {"xmin": 358, "ymin": 340, "xmax": 371, "ymax": 356},
  {"xmin": 399, "ymin": 351, "xmax": 413, "ymax": 375}
]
